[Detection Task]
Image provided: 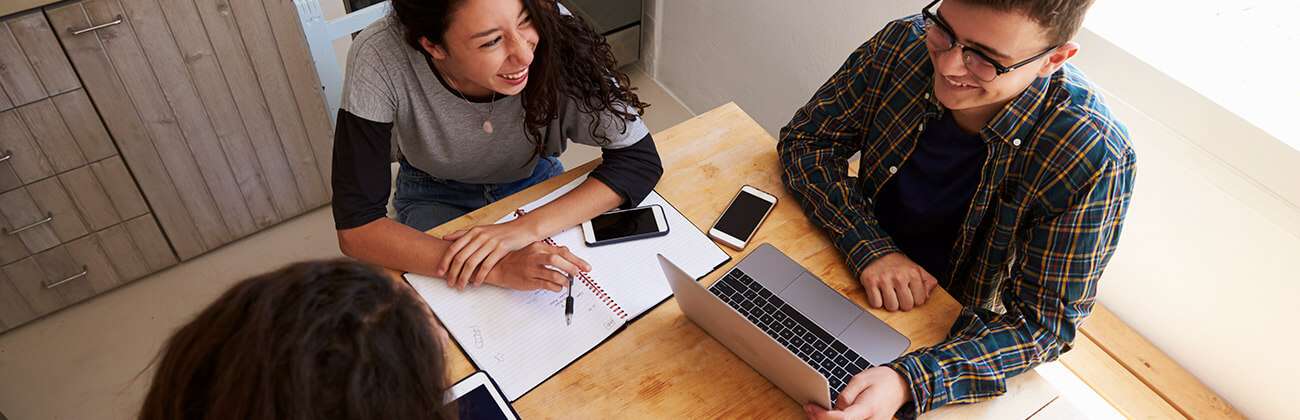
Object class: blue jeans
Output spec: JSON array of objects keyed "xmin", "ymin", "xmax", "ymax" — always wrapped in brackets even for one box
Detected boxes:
[{"xmin": 393, "ymin": 157, "xmax": 564, "ymax": 232}]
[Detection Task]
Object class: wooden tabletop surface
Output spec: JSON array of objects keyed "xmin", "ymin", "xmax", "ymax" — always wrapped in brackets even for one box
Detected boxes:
[{"xmin": 405, "ymin": 103, "xmax": 1064, "ymax": 419}]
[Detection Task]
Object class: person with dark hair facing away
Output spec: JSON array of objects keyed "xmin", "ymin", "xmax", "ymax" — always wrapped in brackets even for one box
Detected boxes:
[
  {"xmin": 780, "ymin": 0, "xmax": 1136, "ymax": 418},
  {"xmin": 332, "ymin": 0, "xmax": 663, "ymax": 294},
  {"xmin": 139, "ymin": 260, "xmax": 452, "ymax": 420}
]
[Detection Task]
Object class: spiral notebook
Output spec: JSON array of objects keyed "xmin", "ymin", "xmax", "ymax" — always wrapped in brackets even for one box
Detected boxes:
[{"xmin": 406, "ymin": 176, "xmax": 731, "ymax": 400}]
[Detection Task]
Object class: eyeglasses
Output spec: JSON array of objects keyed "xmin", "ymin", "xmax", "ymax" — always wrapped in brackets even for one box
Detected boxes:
[{"xmin": 921, "ymin": 0, "xmax": 1059, "ymax": 82}]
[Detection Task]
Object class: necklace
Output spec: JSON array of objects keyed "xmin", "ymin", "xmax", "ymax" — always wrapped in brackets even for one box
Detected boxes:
[{"xmin": 447, "ymin": 79, "xmax": 496, "ymax": 134}]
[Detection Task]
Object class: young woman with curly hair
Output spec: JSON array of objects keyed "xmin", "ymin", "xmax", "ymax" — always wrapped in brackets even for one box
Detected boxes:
[{"xmin": 332, "ymin": 0, "xmax": 661, "ymax": 293}]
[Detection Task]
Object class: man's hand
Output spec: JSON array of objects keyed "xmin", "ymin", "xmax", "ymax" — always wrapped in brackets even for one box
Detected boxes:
[
  {"xmin": 479, "ymin": 242, "xmax": 592, "ymax": 292},
  {"xmin": 805, "ymin": 366, "xmax": 911, "ymax": 420},
  {"xmin": 859, "ymin": 252, "xmax": 938, "ymax": 312}
]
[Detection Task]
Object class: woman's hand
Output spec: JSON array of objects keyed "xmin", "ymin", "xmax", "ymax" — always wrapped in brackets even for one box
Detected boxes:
[
  {"xmin": 438, "ymin": 221, "xmax": 541, "ymax": 289},
  {"xmin": 483, "ymin": 242, "xmax": 592, "ymax": 292}
]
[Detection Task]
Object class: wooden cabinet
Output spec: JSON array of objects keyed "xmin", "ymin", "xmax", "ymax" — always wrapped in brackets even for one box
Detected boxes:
[
  {"xmin": 46, "ymin": 0, "xmax": 333, "ymax": 261},
  {"xmin": 0, "ymin": 0, "xmax": 333, "ymax": 334}
]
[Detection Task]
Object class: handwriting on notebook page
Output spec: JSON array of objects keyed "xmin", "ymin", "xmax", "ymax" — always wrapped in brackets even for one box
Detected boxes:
[{"xmin": 405, "ymin": 271, "xmax": 622, "ymax": 400}]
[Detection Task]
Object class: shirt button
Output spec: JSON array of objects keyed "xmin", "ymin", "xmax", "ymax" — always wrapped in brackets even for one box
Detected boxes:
[
  {"xmin": 888, "ymin": 166, "xmax": 899, "ymax": 174},
  {"xmin": 1012, "ymin": 138, "xmax": 1022, "ymax": 147},
  {"xmin": 924, "ymin": 93, "xmax": 930, "ymax": 99}
]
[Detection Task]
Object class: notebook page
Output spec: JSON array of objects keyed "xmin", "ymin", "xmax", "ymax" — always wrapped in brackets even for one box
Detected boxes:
[
  {"xmin": 405, "ymin": 272, "xmax": 621, "ymax": 400},
  {"xmin": 517, "ymin": 176, "xmax": 731, "ymax": 317}
]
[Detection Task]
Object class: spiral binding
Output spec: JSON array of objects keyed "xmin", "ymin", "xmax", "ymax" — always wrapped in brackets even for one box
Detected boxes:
[{"xmin": 515, "ymin": 209, "xmax": 627, "ymax": 319}]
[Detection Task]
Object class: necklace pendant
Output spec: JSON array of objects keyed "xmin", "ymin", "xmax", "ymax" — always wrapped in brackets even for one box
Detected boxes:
[{"xmin": 482, "ymin": 120, "xmax": 494, "ymax": 134}]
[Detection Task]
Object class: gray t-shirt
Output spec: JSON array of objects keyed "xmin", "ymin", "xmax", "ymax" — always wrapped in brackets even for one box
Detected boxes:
[{"xmin": 340, "ymin": 17, "xmax": 649, "ymax": 184}]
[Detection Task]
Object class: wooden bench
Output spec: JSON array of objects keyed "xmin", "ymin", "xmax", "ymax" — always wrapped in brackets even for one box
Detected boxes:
[{"xmin": 1062, "ymin": 304, "xmax": 1243, "ymax": 419}]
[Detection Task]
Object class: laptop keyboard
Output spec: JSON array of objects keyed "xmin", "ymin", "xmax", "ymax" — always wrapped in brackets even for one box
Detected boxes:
[{"xmin": 709, "ymin": 268, "xmax": 874, "ymax": 403}]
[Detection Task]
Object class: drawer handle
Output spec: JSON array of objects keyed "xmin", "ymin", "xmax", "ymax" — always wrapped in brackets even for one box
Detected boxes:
[
  {"xmin": 4, "ymin": 212, "xmax": 53, "ymax": 235},
  {"xmin": 70, "ymin": 15, "xmax": 123, "ymax": 36},
  {"xmin": 0, "ymin": 150, "xmax": 11, "ymax": 163},
  {"xmin": 44, "ymin": 266, "xmax": 88, "ymax": 289}
]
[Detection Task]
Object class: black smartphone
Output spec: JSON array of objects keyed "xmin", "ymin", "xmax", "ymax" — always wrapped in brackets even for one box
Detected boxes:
[{"xmin": 581, "ymin": 204, "xmax": 670, "ymax": 247}]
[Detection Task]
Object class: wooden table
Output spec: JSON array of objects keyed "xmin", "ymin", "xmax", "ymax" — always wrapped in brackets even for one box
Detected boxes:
[{"xmin": 411, "ymin": 103, "xmax": 1064, "ymax": 418}]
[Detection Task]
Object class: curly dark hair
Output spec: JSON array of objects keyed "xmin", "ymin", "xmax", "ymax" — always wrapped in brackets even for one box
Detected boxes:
[
  {"xmin": 391, "ymin": 0, "xmax": 649, "ymax": 153},
  {"xmin": 138, "ymin": 259, "xmax": 451, "ymax": 420}
]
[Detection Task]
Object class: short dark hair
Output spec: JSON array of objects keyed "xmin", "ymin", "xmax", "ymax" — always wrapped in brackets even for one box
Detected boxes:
[
  {"xmin": 955, "ymin": 0, "xmax": 1095, "ymax": 46},
  {"xmin": 139, "ymin": 259, "xmax": 450, "ymax": 420}
]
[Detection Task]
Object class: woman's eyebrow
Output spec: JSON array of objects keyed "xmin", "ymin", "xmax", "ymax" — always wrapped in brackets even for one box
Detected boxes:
[{"xmin": 469, "ymin": 9, "xmax": 528, "ymax": 39}]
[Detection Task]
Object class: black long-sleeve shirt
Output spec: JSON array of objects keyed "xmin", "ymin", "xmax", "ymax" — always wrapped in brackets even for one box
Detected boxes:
[{"xmin": 331, "ymin": 109, "xmax": 663, "ymax": 230}]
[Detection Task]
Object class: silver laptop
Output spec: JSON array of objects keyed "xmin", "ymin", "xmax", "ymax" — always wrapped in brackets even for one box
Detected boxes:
[{"xmin": 657, "ymin": 243, "xmax": 909, "ymax": 408}]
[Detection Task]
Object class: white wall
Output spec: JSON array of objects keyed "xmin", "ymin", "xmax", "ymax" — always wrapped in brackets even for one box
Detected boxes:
[
  {"xmin": 654, "ymin": 0, "xmax": 919, "ymax": 129},
  {"xmin": 640, "ymin": 0, "xmax": 662, "ymax": 76},
  {"xmin": 650, "ymin": 1, "xmax": 1299, "ymax": 418}
]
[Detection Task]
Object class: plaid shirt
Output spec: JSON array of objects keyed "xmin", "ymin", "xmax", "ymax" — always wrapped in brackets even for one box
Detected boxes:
[{"xmin": 778, "ymin": 16, "xmax": 1135, "ymax": 417}]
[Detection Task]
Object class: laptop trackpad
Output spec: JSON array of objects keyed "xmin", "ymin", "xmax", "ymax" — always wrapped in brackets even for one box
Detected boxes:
[
  {"xmin": 779, "ymin": 272, "xmax": 860, "ymax": 336},
  {"xmin": 838, "ymin": 310, "xmax": 910, "ymax": 365}
]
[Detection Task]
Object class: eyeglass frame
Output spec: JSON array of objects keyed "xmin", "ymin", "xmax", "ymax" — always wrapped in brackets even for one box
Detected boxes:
[{"xmin": 921, "ymin": 0, "xmax": 1060, "ymax": 82}]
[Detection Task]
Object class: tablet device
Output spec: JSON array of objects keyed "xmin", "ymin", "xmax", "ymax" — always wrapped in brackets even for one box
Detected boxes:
[{"xmin": 443, "ymin": 371, "xmax": 519, "ymax": 420}]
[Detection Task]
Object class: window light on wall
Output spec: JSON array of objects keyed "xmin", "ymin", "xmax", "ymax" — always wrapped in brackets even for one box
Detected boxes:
[{"xmin": 1086, "ymin": 0, "xmax": 1300, "ymax": 151}]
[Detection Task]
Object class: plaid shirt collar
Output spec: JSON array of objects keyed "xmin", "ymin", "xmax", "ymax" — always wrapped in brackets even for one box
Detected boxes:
[{"xmin": 981, "ymin": 75, "xmax": 1052, "ymax": 145}]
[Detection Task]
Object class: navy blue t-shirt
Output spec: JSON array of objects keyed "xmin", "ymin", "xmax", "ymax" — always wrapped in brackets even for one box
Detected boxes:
[{"xmin": 873, "ymin": 111, "xmax": 986, "ymax": 284}]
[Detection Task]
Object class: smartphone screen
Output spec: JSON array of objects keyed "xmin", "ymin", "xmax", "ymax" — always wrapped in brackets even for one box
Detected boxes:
[
  {"xmin": 715, "ymin": 191, "xmax": 774, "ymax": 241},
  {"xmin": 591, "ymin": 207, "xmax": 660, "ymax": 241}
]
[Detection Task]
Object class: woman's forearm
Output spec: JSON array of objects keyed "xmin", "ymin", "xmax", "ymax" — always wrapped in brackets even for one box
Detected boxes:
[
  {"xmin": 338, "ymin": 218, "xmax": 453, "ymax": 278},
  {"xmin": 515, "ymin": 177, "xmax": 623, "ymax": 240}
]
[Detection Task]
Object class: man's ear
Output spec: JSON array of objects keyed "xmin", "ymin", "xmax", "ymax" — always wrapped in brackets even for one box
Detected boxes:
[
  {"xmin": 1038, "ymin": 41, "xmax": 1079, "ymax": 77},
  {"xmin": 420, "ymin": 36, "xmax": 449, "ymax": 60}
]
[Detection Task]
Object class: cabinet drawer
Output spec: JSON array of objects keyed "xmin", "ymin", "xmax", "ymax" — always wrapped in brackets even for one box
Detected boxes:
[
  {"xmin": 0, "ymin": 185, "xmax": 63, "ymax": 261},
  {"xmin": 0, "ymin": 90, "xmax": 119, "ymax": 190},
  {"xmin": 0, "ymin": 10, "xmax": 80, "ymax": 111},
  {"xmin": 0, "ymin": 109, "xmax": 56, "ymax": 189},
  {"xmin": 0, "ymin": 157, "xmax": 150, "ymax": 263},
  {"xmin": 24, "ymin": 175, "xmax": 92, "ymax": 248},
  {"xmin": 0, "ymin": 174, "xmax": 89, "ymax": 261},
  {"xmin": 0, "ymin": 213, "xmax": 175, "ymax": 330},
  {"xmin": 1, "ymin": 234, "xmax": 120, "ymax": 317}
]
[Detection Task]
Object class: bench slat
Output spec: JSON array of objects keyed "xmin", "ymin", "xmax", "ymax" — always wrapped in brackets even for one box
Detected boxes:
[
  {"xmin": 1080, "ymin": 305, "xmax": 1244, "ymax": 419},
  {"xmin": 1060, "ymin": 332, "xmax": 1184, "ymax": 418}
]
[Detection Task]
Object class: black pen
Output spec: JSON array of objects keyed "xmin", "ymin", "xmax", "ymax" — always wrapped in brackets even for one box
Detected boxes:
[{"xmin": 564, "ymin": 275, "xmax": 574, "ymax": 325}]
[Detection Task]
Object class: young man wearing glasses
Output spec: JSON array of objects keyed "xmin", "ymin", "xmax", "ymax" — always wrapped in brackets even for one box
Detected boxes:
[{"xmin": 779, "ymin": 0, "xmax": 1135, "ymax": 418}]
